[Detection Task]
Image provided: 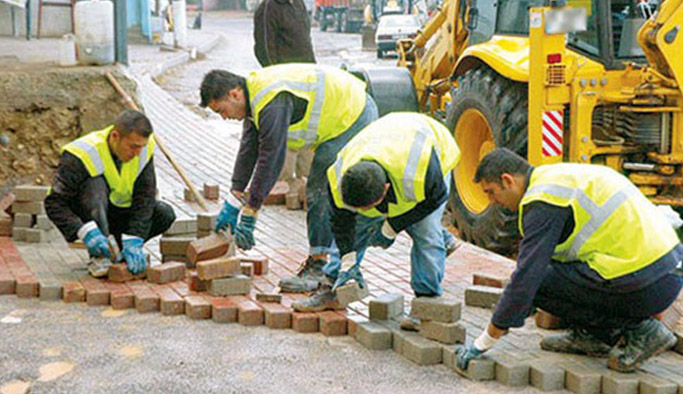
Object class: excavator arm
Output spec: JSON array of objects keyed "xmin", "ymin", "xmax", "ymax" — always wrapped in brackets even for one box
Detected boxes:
[{"xmin": 639, "ymin": 0, "xmax": 683, "ymax": 95}]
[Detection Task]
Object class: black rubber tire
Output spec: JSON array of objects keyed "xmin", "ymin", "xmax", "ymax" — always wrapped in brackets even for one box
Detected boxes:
[
  {"xmin": 377, "ymin": 48, "xmax": 383, "ymax": 58},
  {"xmin": 446, "ymin": 65, "xmax": 528, "ymax": 256}
]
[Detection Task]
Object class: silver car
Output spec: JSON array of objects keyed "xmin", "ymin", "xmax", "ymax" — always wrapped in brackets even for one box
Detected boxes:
[{"xmin": 375, "ymin": 14, "xmax": 420, "ymax": 58}]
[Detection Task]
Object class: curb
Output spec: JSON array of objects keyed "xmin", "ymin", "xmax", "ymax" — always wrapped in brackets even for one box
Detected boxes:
[{"xmin": 144, "ymin": 33, "xmax": 223, "ymax": 79}]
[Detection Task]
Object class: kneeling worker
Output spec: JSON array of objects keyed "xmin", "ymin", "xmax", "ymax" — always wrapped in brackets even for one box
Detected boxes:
[
  {"xmin": 46, "ymin": 110, "xmax": 176, "ymax": 276},
  {"xmin": 457, "ymin": 148, "xmax": 682, "ymax": 373},
  {"xmin": 293, "ymin": 113, "xmax": 460, "ymax": 319}
]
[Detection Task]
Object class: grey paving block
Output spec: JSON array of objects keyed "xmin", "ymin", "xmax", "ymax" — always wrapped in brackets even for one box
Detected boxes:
[
  {"xmin": 208, "ymin": 275, "xmax": 251, "ymax": 296},
  {"xmin": 369, "ymin": 293, "xmax": 404, "ymax": 321},
  {"xmin": 11, "ymin": 201, "xmax": 45, "ymax": 215},
  {"xmin": 164, "ymin": 218, "xmax": 198, "ymax": 236},
  {"xmin": 197, "ymin": 212, "xmax": 217, "ymax": 231},
  {"xmin": 401, "ymin": 333, "xmax": 442, "ymax": 365},
  {"xmin": 39, "ymin": 280, "xmax": 63, "ymax": 301},
  {"xmin": 529, "ymin": 360, "xmax": 565, "ymax": 391},
  {"xmin": 35, "ymin": 215, "xmax": 54, "ymax": 230},
  {"xmin": 442, "ymin": 345, "xmax": 457, "ymax": 369},
  {"xmin": 492, "ymin": 352, "xmax": 530, "ymax": 387},
  {"xmin": 13, "ymin": 213, "xmax": 33, "ymax": 228},
  {"xmin": 639, "ymin": 375, "xmax": 678, "ymax": 394},
  {"xmin": 410, "ymin": 296, "xmax": 461, "ymax": 323},
  {"xmin": 464, "ymin": 285, "xmax": 503, "ymax": 309},
  {"xmin": 563, "ymin": 363, "xmax": 602, "ymax": 394},
  {"xmin": 445, "ymin": 346, "xmax": 495, "ymax": 381},
  {"xmin": 24, "ymin": 228, "xmax": 54, "ymax": 243},
  {"xmin": 355, "ymin": 321, "xmax": 393, "ymax": 350},
  {"xmin": 12, "ymin": 227, "xmax": 27, "ymax": 241},
  {"xmin": 336, "ymin": 282, "xmax": 369, "ymax": 306},
  {"xmin": 420, "ymin": 320, "xmax": 466, "ymax": 344},
  {"xmin": 13, "ymin": 185, "xmax": 49, "ymax": 201},
  {"xmin": 601, "ymin": 372, "xmax": 639, "ymax": 394}
]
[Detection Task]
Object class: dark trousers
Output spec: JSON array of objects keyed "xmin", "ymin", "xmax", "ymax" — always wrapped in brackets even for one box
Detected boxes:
[
  {"xmin": 533, "ymin": 263, "xmax": 683, "ymax": 331},
  {"xmin": 75, "ymin": 177, "xmax": 175, "ymax": 247}
]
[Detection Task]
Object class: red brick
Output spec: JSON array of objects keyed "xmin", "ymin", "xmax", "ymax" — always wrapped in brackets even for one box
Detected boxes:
[
  {"xmin": 263, "ymin": 303, "xmax": 292, "ymax": 329},
  {"xmin": 0, "ymin": 266, "xmax": 16, "ymax": 295},
  {"xmin": 210, "ymin": 297, "xmax": 238, "ymax": 323},
  {"xmin": 240, "ymin": 263, "xmax": 254, "ymax": 277},
  {"xmin": 196, "ymin": 256, "xmax": 241, "ymax": 280},
  {"xmin": 189, "ymin": 271, "xmax": 209, "ymax": 292},
  {"xmin": 104, "ymin": 282, "xmax": 134, "ymax": 309},
  {"xmin": 318, "ymin": 311, "xmax": 347, "ymax": 336},
  {"xmin": 203, "ymin": 183, "xmax": 220, "ymax": 200},
  {"xmin": 185, "ymin": 295, "xmax": 211, "ymax": 319},
  {"xmin": 0, "ymin": 192, "xmax": 16, "ymax": 213},
  {"xmin": 263, "ymin": 181, "xmax": 288, "ymax": 205},
  {"xmin": 535, "ymin": 309, "xmax": 566, "ymax": 330},
  {"xmin": 128, "ymin": 281, "xmax": 160, "ymax": 313},
  {"xmin": 147, "ymin": 262, "xmax": 186, "ymax": 284},
  {"xmin": 472, "ymin": 272, "xmax": 510, "ymax": 289},
  {"xmin": 62, "ymin": 281, "xmax": 86, "ymax": 303},
  {"xmin": 0, "ymin": 216, "xmax": 11, "ymax": 237},
  {"xmin": 108, "ymin": 264, "xmax": 146, "ymax": 282},
  {"xmin": 237, "ymin": 298, "xmax": 264, "ymax": 326},
  {"xmin": 15, "ymin": 274, "xmax": 39, "ymax": 298},
  {"xmin": 292, "ymin": 312, "xmax": 318, "ymax": 333},
  {"xmin": 80, "ymin": 277, "xmax": 110, "ymax": 306},
  {"xmin": 169, "ymin": 281, "xmax": 192, "ymax": 297},
  {"xmin": 239, "ymin": 256, "xmax": 269, "ymax": 276},
  {"xmin": 187, "ymin": 233, "xmax": 229, "ymax": 264},
  {"xmin": 151, "ymin": 285, "xmax": 185, "ymax": 315}
]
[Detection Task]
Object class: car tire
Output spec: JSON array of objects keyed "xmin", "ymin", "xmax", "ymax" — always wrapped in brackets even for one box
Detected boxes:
[{"xmin": 377, "ymin": 48, "xmax": 383, "ymax": 58}]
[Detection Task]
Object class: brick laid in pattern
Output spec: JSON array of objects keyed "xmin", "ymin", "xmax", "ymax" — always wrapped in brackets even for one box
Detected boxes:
[
  {"xmin": 492, "ymin": 352, "xmax": 530, "ymax": 387},
  {"xmin": 410, "ymin": 297, "xmax": 461, "ymax": 323},
  {"xmin": 355, "ymin": 321, "xmax": 393, "ymax": 350},
  {"xmin": 239, "ymin": 256, "xmax": 269, "ymax": 275},
  {"xmin": 255, "ymin": 292, "xmax": 282, "ymax": 303},
  {"xmin": 263, "ymin": 303, "xmax": 292, "ymax": 329},
  {"xmin": 210, "ymin": 297, "xmax": 238, "ymax": 323},
  {"xmin": 185, "ymin": 295, "xmax": 211, "ymax": 319},
  {"xmin": 401, "ymin": 332, "xmax": 442, "ymax": 365},
  {"xmin": 104, "ymin": 282, "xmax": 134, "ymax": 310},
  {"xmin": 153, "ymin": 285, "xmax": 185, "ymax": 315},
  {"xmin": 563, "ymin": 363, "xmax": 602, "ymax": 394},
  {"xmin": 80, "ymin": 276, "xmax": 110, "ymax": 306},
  {"xmin": 237, "ymin": 299, "xmax": 264, "ymax": 326},
  {"xmin": 529, "ymin": 360, "xmax": 565, "ymax": 391},
  {"xmin": 62, "ymin": 281, "xmax": 86, "ymax": 303},
  {"xmin": 318, "ymin": 311, "xmax": 347, "ymax": 336},
  {"xmin": 292, "ymin": 312, "xmax": 318, "ymax": 333},
  {"xmin": 419, "ymin": 321, "xmax": 466, "ymax": 345},
  {"xmin": 0, "ymin": 216, "xmax": 11, "ymax": 236},
  {"xmin": 189, "ymin": 271, "xmax": 210, "ymax": 292},
  {"xmin": 129, "ymin": 282, "xmax": 160, "ymax": 313}
]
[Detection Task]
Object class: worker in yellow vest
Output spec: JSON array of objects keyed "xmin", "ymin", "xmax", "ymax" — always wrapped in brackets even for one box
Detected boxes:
[
  {"xmin": 45, "ymin": 110, "xmax": 176, "ymax": 277},
  {"xmin": 457, "ymin": 148, "xmax": 683, "ymax": 373},
  {"xmin": 199, "ymin": 64, "xmax": 378, "ymax": 293},
  {"xmin": 292, "ymin": 113, "xmax": 461, "ymax": 315}
]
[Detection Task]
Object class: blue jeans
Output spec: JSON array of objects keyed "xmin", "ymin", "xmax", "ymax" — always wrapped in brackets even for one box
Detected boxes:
[
  {"xmin": 306, "ymin": 94, "xmax": 379, "ymax": 256},
  {"xmin": 324, "ymin": 173, "xmax": 455, "ymax": 296}
]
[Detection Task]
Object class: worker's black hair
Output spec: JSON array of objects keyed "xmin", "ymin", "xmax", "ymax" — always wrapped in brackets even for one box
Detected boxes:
[
  {"xmin": 199, "ymin": 69, "xmax": 247, "ymax": 108},
  {"xmin": 114, "ymin": 110, "xmax": 153, "ymax": 138},
  {"xmin": 341, "ymin": 161, "xmax": 388, "ymax": 207},
  {"xmin": 474, "ymin": 148, "xmax": 531, "ymax": 184}
]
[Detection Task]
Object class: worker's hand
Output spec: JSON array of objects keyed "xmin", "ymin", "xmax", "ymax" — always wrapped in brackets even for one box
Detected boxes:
[
  {"xmin": 456, "ymin": 330, "xmax": 499, "ymax": 370},
  {"xmin": 78, "ymin": 221, "xmax": 111, "ymax": 259},
  {"xmin": 235, "ymin": 212, "xmax": 257, "ymax": 250},
  {"xmin": 215, "ymin": 193, "xmax": 242, "ymax": 233},
  {"xmin": 370, "ymin": 221, "xmax": 396, "ymax": 249},
  {"xmin": 118, "ymin": 235, "xmax": 147, "ymax": 274}
]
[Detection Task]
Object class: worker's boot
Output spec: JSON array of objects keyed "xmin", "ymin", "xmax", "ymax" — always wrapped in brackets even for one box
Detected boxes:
[
  {"xmin": 608, "ymin": 318, "xmax": 677, "ymax": 373},
  {"xmin": 87, "ymin": 257, "xmax": 112, "ymax": 278},
  {"xmin": 291, "ymin": 276, "xmax": 345, "ymax": 312},
  {"xmin": 279, "ymin": 256, "xmax": 326, "ymax": 293},
  {"xmin": 540, "ymin": 328, "xmax": 616, "ymax": 358}
]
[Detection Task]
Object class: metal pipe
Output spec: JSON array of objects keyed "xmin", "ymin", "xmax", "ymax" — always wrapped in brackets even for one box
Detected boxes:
[{"xmin": 623, "ymin": 162, "xmax": 657, "ymax": 171}]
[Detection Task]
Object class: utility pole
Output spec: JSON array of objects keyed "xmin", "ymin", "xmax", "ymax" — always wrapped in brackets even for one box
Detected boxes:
[{"xmin": 114, "ymin": 0, "xmax": 128, "ymax": 65}]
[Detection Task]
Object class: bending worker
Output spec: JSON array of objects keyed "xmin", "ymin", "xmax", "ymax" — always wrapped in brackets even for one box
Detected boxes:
[
  {"xmin": 292, "ymin": 113, "xmax": 460, "ymax": 321},
  {"xmin": 45, "ymin": 110, "xmax": 176, "ymax": 277},
  {"xmin": 457, "ymin": 148, "xmax": 683, "ymax": 373},
  {"xmin": 199, "ymin": 63, "xmax": 378, "ymax": 293}
]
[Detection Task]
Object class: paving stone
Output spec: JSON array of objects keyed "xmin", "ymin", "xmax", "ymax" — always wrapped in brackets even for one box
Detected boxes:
[
  {"xmin": 420, "ymin": 320, "xmax": 466, "ymax": 344},
  {"xmin": 639, "ymin": 375, "xmax": 678, "ymax": 394},
  {"xmin": 183, "ymin": 188, "xmax": 196, "ymax": 202},
  {"xmin": 164, "ymin": 218, "xmax": 198, "ymax": 236},
  {"xmin": 263, "ymin": 180, "xmax": 288, "ymax": 205},
  {"xmin": 62, "ymin": 281, "xmax": 85, "ymax": 302},
  {"xmin": 159, "ymin": 236, "xmax": 195, "ymax": 256},
  {"xmin": 13, "ymin": 185, "xmax": 49, "ymax": 201},
  {"xmin": 467, "ymin": 357, "xmax": 497, "ymax": 381},
  {"xmin": 464, "ymin": 285, "xmax": 504, "ymax": 309},
  {"xmin": 188, "ymin": 271, "xmax": 209, "ymax": 292},
  {"xmin": 208, "ymin": 275, "xmax": 250, "ymax": 296},
  {"xmin": 674, "ymin": 332, "xmax": 683, "ymax": 355},
  {"xmin": 401, "ymin": 333, "xmax": 443, "ymax": 365},
  {"xmin": 0, "ymin": 269, "xmax": 16, "ymax": 295},
  {"xmin": 107, "ymin": 264, "xmax": 147, "ymax": 282},
  {"xmin": 0, "ymin": 215, "xmax": 11, "ymax": 236},
  {"xmin": 410, "ymin": 296, "xmax": 461, "ymax": 323},
  {"xmin": 15, "ymin": 274, "xmax": 39, "ymax": 298},
  {"xmin": 105, "ymin": 282, "xmax": 134, "ymax": 310},
  {"xmin": 529, "ymin": 360, "xmax": 565, "ymax": 391},
  {"xmin": 197, "ymin": 256, "xmax": 240, "ymax": 280},
  {"xmin": 185, "ymin": 295, "xmax": 211, "ymax": 319},
  {"xmin": 285, "ymin": 192, "xmax": 302, "ymax": 210},
  {"xmin": 240, "ymin": 262, "xmax": 254, "ymax": 277},
  {"xmin": 35, "ymin": 215, "xmax": 53, "ymax": 231},
  {"xmin": 130, "ymin": 283, "xmax": 160, "ymax": 313},
  {"xmin": 563, "ymin": 363, "xmax": 602, "ymax": 394},
  {"xmin": 369, "ymin": 293, "xmax": 404, "ymax": 321},
  {"xmin": 255, "ymin": 293, "xmax": 282, "ymax": 303},
  {"xmin": 535, "ymin": 309, "xmax": 566, "ymax": 330},
  {"xmin": 237, "ymin": 299, "xmax": 264, "ymax": 326},
  {"xmin": 203, "ymin": 182, "xmax": 220, "ymax": 200},
  {"xmin": 24, "ymin": 228, "xmax": 55, "ymax": 243},
  {"xmin": 11, "ymin": 201, "xmax": 45, "ymax": 215},
  {"xmin": 210, "ymin": 297, "xmax": 238, "ymax": 323},
  {"xmin": 13, "ymin": 213, "xmax": 33, "ymax": 228},
  {"xmin": 492, "ymin": 352, "xmax": 531, "ymax": 387},
  {"xmin": 355, "ymin": 321, "xmax": 393, "ymax": 350},
  {"xmin": 38, "ymin": 280, "xmax": 62, "ymax": 301},
  {"xmin": 292, "ymin": 312, "xmax": 318, "ymax": 333},
  {"xmin": 239, "ymin": 256, "xmax": 269, "ymax": 275},
  {"xmin": 601, "ymin": 371, "xmax": 639, "ymax": 394},
  {"xmin": 336, "ymin": 282, "xmax": 369, "ymax": 306},
  {"xmin": 319, "ymin": 311, "xmax": 347, "ymax": 336},
  {"xmin": 162, "ymin": 254, "xmax": 192, "ymax": 265},
  {"xmin": 263, "ymin": 303, "xmax": 292, "ymax": 329},
  {"xmin": 154, "ymin": 286, "xmax": 185, "ymax": 315},
  {"xmin": 11, "ymin": 227, "xmax": 26, "ymax": 242},
  {"xmin": 196, "ymin": 212, "xmax": 217, "ymax": 231},
  {"xmin": 189, "ymin": 234, "xmax": 231, "ymax": 265},
  {"xmin": 147, "ymin": 262, "xmax": 186, "ymax": 284},
  {"xmin": 442, "ymin": 345, "xmax": 458, "ymax": 369},
  {"xmin": 472, "ymin": 272, "xmax": 510, "ymax": 288}
]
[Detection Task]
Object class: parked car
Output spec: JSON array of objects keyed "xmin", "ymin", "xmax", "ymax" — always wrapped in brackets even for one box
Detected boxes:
[{"xmin": 375, "ymin": 14, "xmax": 420, "ymax": 58}]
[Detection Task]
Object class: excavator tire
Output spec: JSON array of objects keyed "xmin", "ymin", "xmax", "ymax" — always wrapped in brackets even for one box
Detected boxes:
[{"xmin": 446, "ymin": 65, "xmax": 528, "ymax": 256}]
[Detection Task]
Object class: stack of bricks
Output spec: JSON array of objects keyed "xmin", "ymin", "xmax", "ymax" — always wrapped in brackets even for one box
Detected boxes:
[
  {"xmin": 196, "ymin": 212, "xmax": 217, "ymax": 239},
  {"xmin": 352, "ymin": 293, "xmax": 404, "ymax": 350},
  {"xmin": 10, "ymin": 185, "xmax": 59, "ymax": 243},
  {"xmin": 197, "ymin": 256, "xmax": 251, "ymax": 297},
  {"xmin": 0, "ymin": 192, "xmax": 13, "ymax": 236},
  {"xmin": 160, "ymin": 218, "xmax": 197, "ymax": 265},
  {"xmin": 412, "ymin": 296, "xmax": 466, "ymax": 345},
  {"xmin": 464, "ymin": 272, "xmax": 507, "ymax": 309}
]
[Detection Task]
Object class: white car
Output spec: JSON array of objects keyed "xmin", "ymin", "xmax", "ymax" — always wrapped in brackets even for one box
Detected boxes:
[{"xmin": 375, "ymin": 14, "xmax": 420, "ymax": 58}]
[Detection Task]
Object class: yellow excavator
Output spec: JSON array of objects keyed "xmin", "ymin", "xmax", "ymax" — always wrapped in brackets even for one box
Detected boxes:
[{"xmin": 353, "ymin": 0, "xmax": 683, "ymax": 255}]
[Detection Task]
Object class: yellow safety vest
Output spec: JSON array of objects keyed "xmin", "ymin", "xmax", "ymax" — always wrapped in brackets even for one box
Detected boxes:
[
  {"xmin": 519, "ymin": 163, "xmax": 679, "ymax": 280},
  {"xmin": 247, "ymin": 64, "xmax": 368, "ymax": 150},
  {"xmin": 328, "ymin": 113, "xmax": 460, "ymax": 218},
  {"xmin": 61, "ymin": 126, "xmax": 156, "ymax": 208}
]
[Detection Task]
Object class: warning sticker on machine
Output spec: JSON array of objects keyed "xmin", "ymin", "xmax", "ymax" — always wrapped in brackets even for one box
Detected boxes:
[{"xmin": 530, "ymin": 12, "xmax": 542, "ymax": 28}]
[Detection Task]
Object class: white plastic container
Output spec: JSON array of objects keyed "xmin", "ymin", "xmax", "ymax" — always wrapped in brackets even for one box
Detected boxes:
[
  {"xmin": 172, "ymin": 0, "xmax": 187, "ymax": 48},
  {"xmin": 59, "ymin": 34, "xmax": 77, "ymax": 66},
  {"xmin": 74, "ymin": 0, "xmax": 115, "ymax": 65}
]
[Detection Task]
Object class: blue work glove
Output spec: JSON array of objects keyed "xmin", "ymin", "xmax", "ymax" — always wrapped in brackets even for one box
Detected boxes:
[
  {"xmin": 369, "ymin": 221, "xmax": 396, "ymax": 249},
  {"xmin": 332, "ymin": 250, "xmax": 367, "ymax": 291},
  {"xmin": 117, "ymin": 235, "xmax": 147, "ymax": 274},
  {"xmin": 79, "ymin": 221, "xmax": 110, "ymax": 259},
  {"xmin": 456, "ymin": 344, "xmax": 485, "ymax": 370},
  {"xmin": 215, "ymin": 193, "xmax": 242, "ymax": 233},
  {"xmin": 234, "ymin": 213, "xmax": 256, "ymax": 250}
]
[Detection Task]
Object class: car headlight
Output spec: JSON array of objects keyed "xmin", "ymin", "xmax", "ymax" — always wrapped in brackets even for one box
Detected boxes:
[{"xmin": 544, "ymin": 7, "xmax": 587, "ymax": 34}]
